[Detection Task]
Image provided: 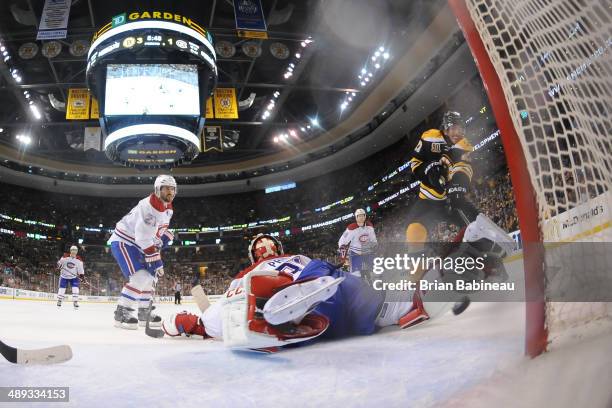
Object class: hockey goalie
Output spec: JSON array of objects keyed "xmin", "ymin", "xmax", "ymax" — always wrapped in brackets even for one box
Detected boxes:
[{"xmin": 163, "ymin": 227, "xmax": 513, "ymax": 351}]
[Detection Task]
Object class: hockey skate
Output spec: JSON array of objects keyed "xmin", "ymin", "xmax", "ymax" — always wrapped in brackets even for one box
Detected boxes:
[
  {"xmin": 138, "ymin": 306, "xmax": 162, "ymax": 328},
  {"xmin": 114, "ymin": 305, "xmax": 138, "ymax": 329},
  {"xmin": 57, "ymin": 300, "xmax": 62, "ymax": 307},
  {"xmin": 73, "ymin": 301, "xmax": 79, "ymax": 309}
]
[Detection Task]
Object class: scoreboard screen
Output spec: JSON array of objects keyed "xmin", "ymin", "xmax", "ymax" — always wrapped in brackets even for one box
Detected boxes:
[{"xmin": 105, "ymin": 64, "xmax": 200, "ymax": 116}]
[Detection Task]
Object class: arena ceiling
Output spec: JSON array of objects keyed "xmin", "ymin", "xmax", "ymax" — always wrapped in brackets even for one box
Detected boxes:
[{"xmin": 0, "ymin": 0, "xmax": 468, "ymax": 191}]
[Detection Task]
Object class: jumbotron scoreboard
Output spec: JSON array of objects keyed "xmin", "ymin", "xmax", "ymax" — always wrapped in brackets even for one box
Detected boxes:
[{"xmin": 86, "ymin": 11, "xmax": 218, "ymax": 168}]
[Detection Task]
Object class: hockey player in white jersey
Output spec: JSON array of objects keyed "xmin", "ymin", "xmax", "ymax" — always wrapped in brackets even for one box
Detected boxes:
[
  {"xmin": 108, "ymin": 175, "xmax": 176, "ymax": 329},
  {"xmin": 338, "ymin": 209, "xmax": 378, "ymax": 278},
  {"xmin": 56, "ymin": 245, "xmax": 84, "ymax": 308}
]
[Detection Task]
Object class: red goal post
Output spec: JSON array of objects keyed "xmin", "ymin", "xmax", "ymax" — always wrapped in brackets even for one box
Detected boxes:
[{"xmin": 448, "ymin": 0, "xmax": 612, "ymax": 357}]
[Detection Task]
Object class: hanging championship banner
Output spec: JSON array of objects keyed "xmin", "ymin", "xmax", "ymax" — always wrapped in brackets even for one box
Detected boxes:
[
  {"xmin": 203, "ymin": 126, "xmax": 223, "ymax": 152},
  {"xmin": 90, "ymin": 97, "xmax": 99, "ymax": 119},
  {"xmin": 66, "ymin": 89, "xmax": 91, "ymax": 120},
  {"xmin": 213, "ymin": 88, "xmax": 238, "ymax": 119},
  {"xmin": 36, "ymin": 0, "xmax": 72, "ymax": 40},
  {"xmin": 83, "ymin": 127, "xmax": 102, "ymax": 151},
  {"xmin": 205, "ymin": 97, "xmax": 214, "ymax": 119},
  {"xmin": 233, "ymin": 0, "xmax": 267, "ymax": 32}
]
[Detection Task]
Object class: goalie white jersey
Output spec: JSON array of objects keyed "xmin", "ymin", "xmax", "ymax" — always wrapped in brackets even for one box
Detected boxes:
[{"xmin": 108, "ymin": 193, "xmax": 173, "ymax": 255}]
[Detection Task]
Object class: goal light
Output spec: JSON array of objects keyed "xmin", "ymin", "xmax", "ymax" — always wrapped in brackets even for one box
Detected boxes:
[{"xmin": 85, "ymin": 12, "xmax": 218, "ymax": 168}]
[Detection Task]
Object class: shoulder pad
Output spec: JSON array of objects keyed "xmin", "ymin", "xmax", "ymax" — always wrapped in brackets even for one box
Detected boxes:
[
  {"xmin": 347, "ymin": 223, "xmax": 359, "ymax": 230},
  {"xmin": 421, "ymin": 129, "xmax": 445, "ymax": 142},
  {"xmin": 62, "ymin": 253, "xmax": 69, "ymax": 258},
  {"xmin": 76, "ymin": 256, "xmax": 83, "ymax": 261},
  {"xmin": 366, "ymin": 221, "xmax": 374, "ymax": 227},
  {"xmin": 454, "ymin": 138, "xmax": 474, "ymax": 152}
]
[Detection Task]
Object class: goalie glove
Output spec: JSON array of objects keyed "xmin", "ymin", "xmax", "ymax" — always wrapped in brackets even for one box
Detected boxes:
[
  {"xmin": 162, "ymin": 311, "xmax": 208, "ymax": 338},
  {"xmin": 221, "ymin": 270, "xmax": 330, "ymax": 350}
]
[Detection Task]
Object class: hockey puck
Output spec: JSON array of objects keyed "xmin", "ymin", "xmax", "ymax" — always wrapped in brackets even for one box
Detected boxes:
[{"xmin": 452, "ymin": 296, "xmax": 471, "ymax": 315}]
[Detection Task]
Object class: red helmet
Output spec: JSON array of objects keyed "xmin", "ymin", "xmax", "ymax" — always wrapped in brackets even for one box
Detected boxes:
[{"xmin": 248, "ymin": 234, "xmax": 284, "ymax": 264}]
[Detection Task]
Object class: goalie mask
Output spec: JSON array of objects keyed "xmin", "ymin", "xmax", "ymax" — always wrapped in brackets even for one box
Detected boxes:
[{"xmin": 248, "ymin": 234, "xmax": 284, "ymax": 264}]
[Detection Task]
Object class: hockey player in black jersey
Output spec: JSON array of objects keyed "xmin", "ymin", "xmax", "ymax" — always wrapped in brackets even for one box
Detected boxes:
[{"xmin": 403, "ymin": 111, "xmax": 515, "ymax": 314}]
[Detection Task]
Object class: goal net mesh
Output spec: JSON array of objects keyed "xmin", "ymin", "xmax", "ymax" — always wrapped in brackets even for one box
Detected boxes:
[{"xmin": 463, "ymin": 0, "xmax": 612, "ymax": 347}]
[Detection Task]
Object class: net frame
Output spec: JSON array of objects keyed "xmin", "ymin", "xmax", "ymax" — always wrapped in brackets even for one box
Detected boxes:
[{"xmin": 448, "ymin": 0, "xmax": 612, "ymax": 357}]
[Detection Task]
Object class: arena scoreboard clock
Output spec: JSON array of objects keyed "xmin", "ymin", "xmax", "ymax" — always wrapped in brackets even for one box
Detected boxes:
[{"xmin": 86, "ymin": 11, "xmax": 218, "ymax": 168}]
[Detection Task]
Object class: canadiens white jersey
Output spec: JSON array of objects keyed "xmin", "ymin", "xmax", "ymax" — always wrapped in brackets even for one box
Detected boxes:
[
  {"xmin": 201, "ymin": 254, "xmax": 312, "ymax": 338},
  {"xmin": 108, "ymin": 193, "xmax": 173, "ymax": 255},
  {"xmin": 57, "ymin": 255, "xmax": 84, "ymax": 279},
  {"xmin": 338, "ymin": 222, "xmax": 378, "ymax": 255}
]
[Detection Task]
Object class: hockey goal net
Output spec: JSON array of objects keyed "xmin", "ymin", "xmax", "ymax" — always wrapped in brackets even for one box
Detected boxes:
[{"xmin": 449, "ymin": 0, "xmax": 612, "ymax": 356}]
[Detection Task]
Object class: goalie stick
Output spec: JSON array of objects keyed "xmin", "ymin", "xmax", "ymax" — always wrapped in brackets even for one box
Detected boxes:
[{"xmin": 0, "ymin": 340, "xmax": 72, "ymax": 365}]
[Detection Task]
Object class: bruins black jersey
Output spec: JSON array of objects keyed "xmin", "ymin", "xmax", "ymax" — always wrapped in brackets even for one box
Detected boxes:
[{"xmin": 409, "ymin": 129, "xmax": 473, "ymax": 201}]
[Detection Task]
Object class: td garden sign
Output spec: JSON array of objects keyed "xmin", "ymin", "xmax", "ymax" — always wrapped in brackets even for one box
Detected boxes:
[
  {"xmin": 93, "ymin": 11, "xmax": 212, "ymax": 44},
  {"xmin": 86, "ymin": 11, "xmax": 218, "ymax": 168}
]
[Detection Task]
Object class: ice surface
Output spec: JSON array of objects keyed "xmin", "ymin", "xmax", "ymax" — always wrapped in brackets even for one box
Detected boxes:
[{"xmin": 1, "ymin": 258, "xmax": 610, "ymax": 407}]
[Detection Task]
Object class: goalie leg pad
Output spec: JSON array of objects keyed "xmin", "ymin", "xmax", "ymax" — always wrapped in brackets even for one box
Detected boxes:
[
  {"xmin": 263, "ymin": 276, "xmax": 344, "ymax": 325},
  {"xmin": 221, "ymin": 270, "xmax": 330, "ymax": 350}
]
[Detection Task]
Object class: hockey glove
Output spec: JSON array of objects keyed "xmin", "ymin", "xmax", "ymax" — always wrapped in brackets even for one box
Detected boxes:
[
  {"xmin": 160, "ymin": 230, "xmax": 174, "ymax": 249},
  {"xmin": 447, "ymin": 183, "xmax": 468, "ymax": 205},
  {"xmin": 424, "ymin": 162, "xmax": 447, "ymax": 194},
  {"xmin": 144, "ymin": 250, "xmax": 164, "ymax": 277}
]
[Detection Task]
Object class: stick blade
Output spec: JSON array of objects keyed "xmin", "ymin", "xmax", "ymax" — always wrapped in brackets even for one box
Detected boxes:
[
  {"xmin": 145, "ymin": 300, "xmax": 165, "ymax": 338},
  {"xmin": 17, "ymin": 345, "xmax": 73, "ymax": 365}
]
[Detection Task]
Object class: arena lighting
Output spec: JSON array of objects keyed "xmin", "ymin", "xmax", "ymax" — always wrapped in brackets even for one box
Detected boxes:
[
  {"xmin": 16, "ymin": 134, "xmax": 31, "ymax": 145},
  {"xmin": 289, "ymin": 129, "xmax": 297, "ymax": 137},
  {"xmin": 295, "ymin": 52, "xmax": 301, "ymax": 59},
  {"xmin": 273, "ymin": 136, "xmax": 279, "ymax": 143},
  {"xmin": 309, "ymin": 117, "xmax": 319, "ymax": 126},
  {"xmin": 383, "ymin": 52, "xmax": 389, "ymax": 59},
  {"xmin": 29, "ymin": 104, "xmax": 42, "ymax": 120},
  {"xmin": 86, "ymin": 12, "xmax": 217, "ymax": 168}
]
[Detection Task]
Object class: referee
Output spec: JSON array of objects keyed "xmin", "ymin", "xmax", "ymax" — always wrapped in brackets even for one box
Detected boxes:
[{"xmin": 174, "ymin": 281, "xmax": 182, "ymax": 305}]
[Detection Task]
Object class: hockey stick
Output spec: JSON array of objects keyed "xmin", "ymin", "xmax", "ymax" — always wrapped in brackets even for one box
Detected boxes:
[
  {"xmin": 0, "ymin": 340, "xmax": 72, "ymax": 365},
  {"xmin": 80, "ymin": 277, "xmax": 99, "ymax": 292},
  {"xmin": 145, "ymin": 279, "xmax": 164, "ymax": 338}
]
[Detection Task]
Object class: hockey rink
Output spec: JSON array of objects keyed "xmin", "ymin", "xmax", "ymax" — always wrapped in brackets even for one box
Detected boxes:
[{"xmin": 1, "ymin": 254, "xmax": 611, "ymax": 408}]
